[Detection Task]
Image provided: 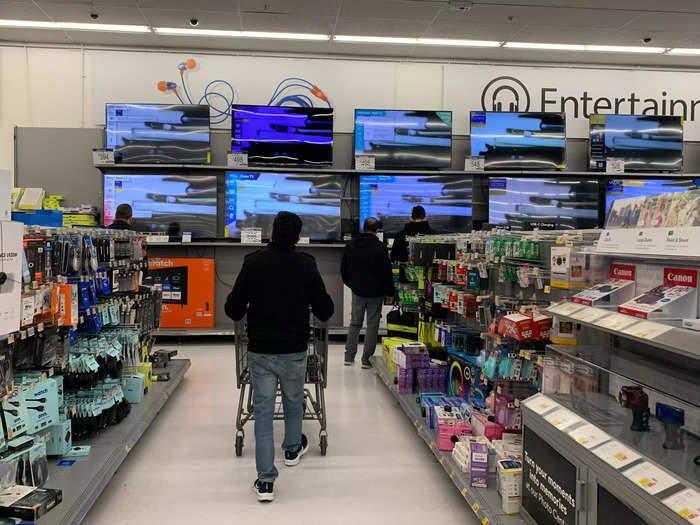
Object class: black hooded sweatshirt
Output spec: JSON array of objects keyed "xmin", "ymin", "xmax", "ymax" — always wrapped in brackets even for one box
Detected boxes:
[
  {"xmin": 341, "ymin": 233, "xmax": 395, "ymax": 298},
  {"xmin": 390, "ymin": 221, "xmax": 433, "ymax": 262}
]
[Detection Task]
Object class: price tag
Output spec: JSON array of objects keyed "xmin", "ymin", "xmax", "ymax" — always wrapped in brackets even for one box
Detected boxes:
[
  {"xmin": 623, "ymin": 462, "xmax": 680, "ymax": 495},
  {"xmin": 465, "ymin": 156, "xmax": 485, "ymax": 172},
  {"xmin": 355, "ymin": 155, "xmax": 375, "ymax": 171},
  {"xmin": 606, "ymin": 157, "xmax": 625, "ymax": 174},
  {"xmin": 477, "ymin": 262, "xmax": 488, "ymax": 279},
  {"xmin": 298, "ymin": 236, "xmax": 310, "ymax": 245},
  {"xmin": 241, "ymin": 227, "xmax": 262, "ymax": 244},
  {"xmin": 181, "ymin": 232, "xmax": 192, "ymax": 244},
  {"xmin": 227, "ymin": 152, "xmax": 248, "ymax": 168},
  {"xmin": 92, "ymin": 148, "xmax": 115, "ymax": 165},
  {"xmin": 662, "ymin": 488, "xmax": 700, "ymax": 522}
]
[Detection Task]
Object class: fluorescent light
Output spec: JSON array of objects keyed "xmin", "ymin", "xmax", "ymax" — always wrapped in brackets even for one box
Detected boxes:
[
  {"xmin": 505, "ymin": 42, "xmax": 586, "ymax": 51},
  {"xmin": 584, "ymin": 44, "xmax": 665, "ymax": 53},
  {"xmin": 0, "ymin": 19, "xmax": 150, "ymax": 33},
  {"xmin": 667, "ymin": 48, "xmax": 700, "ymax": 55},
  {"xmin": 416, "ymin": 38, "xmax": 501, "ymax": 47},
  {"xmin": 334, "ymin": 35, "xmax": 417, "ymax": 44},
  {"xmin": 155, "ymin": 27, "xmax": 328, "ymax": 40}
]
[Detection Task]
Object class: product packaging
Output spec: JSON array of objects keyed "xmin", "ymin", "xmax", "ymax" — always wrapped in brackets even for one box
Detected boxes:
[
  {"xmin": 572, "ymin": 263, "xmax": 637, "ymax": 307},
  {"xmin": 469, "ymin": 441, "xmax": 490, "ymax": 488},
  {"xmin": 499, "ymin": 313, "xmax": 533, "ymax": 341},
  {"xmin": 618, "ymin": 267, "xmax": 698, "ymax": 319},
  {"xmin": 434, "ymin": 405, "xmax": 472, "ymax": 451},
  {"xmin": 497, "ymin": 459, "xmax": 522, "ymax": 514},
  {"xmin": 550, "ymin": 246, "xmax": 586, "ymax": 289},
  {"xmin": 471, "ymin": 412, "xmax": 504, "ymax": 441}
]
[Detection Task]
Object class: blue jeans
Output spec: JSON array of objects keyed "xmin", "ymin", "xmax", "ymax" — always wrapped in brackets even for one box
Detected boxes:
[{"xmin": 248, "ymin": 351, "xmax": 307, "ymax": 482}]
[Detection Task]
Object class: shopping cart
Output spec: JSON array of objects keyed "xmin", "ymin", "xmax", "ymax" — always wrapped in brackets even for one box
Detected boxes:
[{"xmin": 233, "ymin": 315, "xmax": 329, "ymax": 457}]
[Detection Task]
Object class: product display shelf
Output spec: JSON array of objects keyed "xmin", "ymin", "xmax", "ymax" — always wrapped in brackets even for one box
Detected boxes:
[
  {"xmin": 370, "ymin": 356, "xmax": 525, "ymax": 525},
  {"xmin": 543, "ymin": 302, "xmax": 700, "ymax": 361},
  {"xmin": 146, "ymin": 241, "xmax": 344, "ymax": 248},
  {"xmin": 545, "ymin": 389, "xmax": 700, "ymax": 490},
  {"xmin": 154, "ymin": 327, "xmax": 236, "ymax": 337},
  {"xmin": 39, "ymin": 359, "xmax": 191, "ymax": 525}
]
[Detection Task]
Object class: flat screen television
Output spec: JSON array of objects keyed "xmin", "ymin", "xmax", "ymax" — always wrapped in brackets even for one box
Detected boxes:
[
  {"xmin": 231, "ymin": 105, "xmax": 333, "ymax": 167},
  {"xmin": 105, "ymin": 103, "xmax": 211, "ymax": 164},
  {"xmin": 605, "ymin": 178, "xmax": 700, "ymax": 228},
  {"xmin": 354, "ymin": 109, "xmax": 452, "ymax": 169},
  {"xmin": 488, "ymin": 177, "xmax": 599, "ymax": 230},
  {"xmin": 470, "ymin": 112, "xmax": 566, "ymax": 170},
  {"xmin": 103, "ymin": 174, "xmax": 217, "ymax": 238},
  {"xmin": 589, "ymin": 114, "xmax": 683, "ymax": 172},
  {"xmin": 225, "ymin": 172, "xmax": 342, "ymax": 241},
  {"xmin": 359, "ymin": 175, "xmax": 472, "ymax": 236}
]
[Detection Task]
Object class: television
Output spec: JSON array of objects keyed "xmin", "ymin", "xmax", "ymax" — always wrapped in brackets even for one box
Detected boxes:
[
  {"xmin": 605, "ymin": 178, "xmax": 700, "ymax": 228},
  {"xmin": 488, "ymin": 177, "xmax": 599, "ymax": 230},
  {"xmin": 354, "ymin": 109, "xmax": 452, "ymax": 169},
  {"xmin": 589, "ymin": 114, "xmax": 683, "ymax": 172},
  {"xmin": 470, "ymin": 112, "xmax": 566, "ymax": 170},
  {"xmin": 231, "ymin": 105, "xmax": 333, "ymax": 167},
  {"xmin": 105, "ymin": 103, "xmax": 211, "ymax": 164},
  {"xmin": 225, "ymin": 172, "xmax": 343, "ymax": 241},
  {"xmin": 359, "ymin": 175, "xmax": 472, "ymax": 236},
  {"xmin": 103, "ymin": 174, "xmax": 218, "ymax": 238}
]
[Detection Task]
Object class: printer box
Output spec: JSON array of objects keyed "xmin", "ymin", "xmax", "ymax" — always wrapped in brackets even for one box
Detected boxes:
[
  {"xmin": 572, "ymin": 263, "xmax": 636, "ymax": 307},
  {"xmin": 618, "ymin": 267, "xmax": 698, "ymax": 319}
]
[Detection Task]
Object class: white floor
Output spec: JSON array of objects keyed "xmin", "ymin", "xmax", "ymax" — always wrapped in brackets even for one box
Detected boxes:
[{"xmin": 83, "ymin": 343, "xmax": 477, "ymax": 524}]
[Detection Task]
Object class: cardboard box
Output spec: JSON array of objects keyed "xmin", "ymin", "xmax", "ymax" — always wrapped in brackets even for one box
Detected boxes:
[
  {"xmin": 434, "ymin": 406, "xmax": 472, "ymax": 451},
  {"xmin": 530, "ymin": 311, "xmax": 552, "ymax": 341},
  {"xmin": 618, "ymin": 267, "xmax": 698, "ymax": 319},
  {"xmin": 57, "ymin": 283, "xmax": 78, "ymax": 326},
  {"xmin": 469, "ymin": 441, "xmax": 490, "ymax": 488},
  {"xmin": 497, "ymin": 459, "xmax": 522, "ymax": 514},
  {"xmin": 0, "ymin": 486, "xmax": 62, "ymax": 522},
  {"xmin": 500, "ymin": 313, "xmax": 533, "ymax": 341},
  {"xmin": 472, "ymin": 412, "xmax": 505, "ymax": 441},
  {"xmin": 572, "ymin": 263, "xmax": 637, "ymax": 307}
]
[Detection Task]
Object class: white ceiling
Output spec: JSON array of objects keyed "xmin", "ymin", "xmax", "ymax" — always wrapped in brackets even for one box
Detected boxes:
[{"xmin": 3, "ymin": 0, "xmax": 700, "ymax": 67}]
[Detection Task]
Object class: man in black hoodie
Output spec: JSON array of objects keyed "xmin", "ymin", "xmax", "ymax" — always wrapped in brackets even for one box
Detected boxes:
[
  {"xmin": 225, "ymin": 211, "xmax": 334, "ymax": 502},
  {"xmin": 390, "ymin": 205, "xmax": 433, "ymax": 262},
  {"xmin": 341, "ymin": 217, "xmax": 395, "ymax": 368},
  {"xmin": 107, "ymin": 204, "xmax": 134, "ymax": 231}
]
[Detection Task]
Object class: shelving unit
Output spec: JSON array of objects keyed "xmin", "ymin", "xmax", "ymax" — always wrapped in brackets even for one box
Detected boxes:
[
  {"xmin": 40, "ymin": 359, "xmax": 191, "ymax": 525},
  {"xmin": 370, "ymin": 356, "xmax": 525, "ymax": 525}
]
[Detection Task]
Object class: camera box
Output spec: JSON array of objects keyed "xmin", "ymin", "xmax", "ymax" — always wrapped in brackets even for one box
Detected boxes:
[
  {"xmin": 550, "ymin": 246, "xmax": 586, "ymax": 289},
  {"xmin": 618, "ymin": 267, "xmax": 698, "ymax": 319},
  {"xmin": 572, "ymin": 263, "xmax": 637, "ymax": 307}
]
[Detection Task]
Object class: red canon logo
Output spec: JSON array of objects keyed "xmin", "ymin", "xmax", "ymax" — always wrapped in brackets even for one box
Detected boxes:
[
  {"xmin": 664, "ymin": 268, "xmax": 698, "ymax": 287},
  {"xmin": 667, "ymin": 273, "xmax": 693, "ymax": 283},
  {"xmin": 611, "ymin": 264, "xmax": 635, "ymax": 280}
]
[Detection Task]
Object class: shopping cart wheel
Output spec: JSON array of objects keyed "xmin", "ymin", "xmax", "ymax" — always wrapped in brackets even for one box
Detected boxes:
[
  {"xmin": 235, "ymin": 432, "xmax": 244, "ymax": 457},
  {"xmin": 319, "ymin": 432, "xmax": 328, "ymax": 456}
]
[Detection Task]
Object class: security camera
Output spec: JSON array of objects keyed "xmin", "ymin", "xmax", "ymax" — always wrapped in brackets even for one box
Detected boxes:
[
  {"xmin": 189, "ymin": 18, "xmax": 199, "ymax": 26},
  {"xmin": 643, "ymin": 37, "xmax": 652, "ymax": 44},
  {"xmin": 89, "ymin": 13, "xmax": 99, "ymax": 20}
]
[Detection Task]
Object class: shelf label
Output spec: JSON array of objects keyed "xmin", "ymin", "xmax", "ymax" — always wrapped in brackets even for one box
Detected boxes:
[
  {"xmin": 181, "ymin": 232, "xmax": 192, "ymax": 244},
  {"xmin": 591, "ymin": 439, "xmax": 641, "ymax": 469},
  {"xmin": 227, "ymin": 152, "xmax": 248, "ymax": 168},
  {"xmin": 544, "ymin": 407, "xmax": 582, "ymax": 431},
  {"xmin": 620, "ymin": 320, "xmax": 673, "ymax": 340},
  {"xmin": 92, "ymin": 148, "xmax": 115, "ymax": 165},
  {"xmin": 662, "ymin": 488, "xmax": 700, "ymax": 523},
  {"xmin": 570, "ymin": 307, "xmax": 610, "ymax": 323},
  {"xmin": 593, "ymin": 312, "xmax": 638, "ymax": 331},
  {"xmin": 606, "ymin": 157, "xmax": 625, "ymax": 174},
  {"xmin": 355, "ymin": 155, "xmax": 375, "ymax": 171},
  {"xmin": 298, "ymin": 236, "xmax": 310, "ymax": 245},
  {"xmin": 548, "ymin": 301, "xmax": 584, "ymax": 317},
  {"xmin": 241, "ymin": 227, "xmax": 262, "ymax": 244},
  {"xmin": 466, "ymin": 156, "xmax": 485, "ymax": 172},
  {"xmin": 567, "ymin": 423, "xmax": 611, "ymax": 450},
  {"xmin": 522, "ymin": 394, "xmax": 561, "ymax": 415},
  {"xmin": 623, "ymin": 462, "xmax": 680, "ymax": 495}
]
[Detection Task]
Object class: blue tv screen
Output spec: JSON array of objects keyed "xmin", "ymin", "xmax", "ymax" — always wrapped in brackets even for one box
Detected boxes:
[
  {"xmin": 105, "ymin": 103, "xmax": 211, "ymax": 164},
  {"xmin": 470, "ymin": 111, "xmax": 566, "ymax": 170},
  {"xmin": 354, "ymin": 109, "xmax": 452, "ymax": 169},
  {"xmin": 225, "ymin": 172, "xmax": 342, "ymax": 240},
  {"xmin": 231, "ymin": 105, "xmax": 333, "ymax": 167},
  {"xmin": 359, "ymin": 175, "xmax": 472, "ymax": 236}
]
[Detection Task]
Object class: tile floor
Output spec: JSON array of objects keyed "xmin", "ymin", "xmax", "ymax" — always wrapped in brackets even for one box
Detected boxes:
[{"xmin": 83, "ymin": 343, "xmax": 477, "ymax": 524}]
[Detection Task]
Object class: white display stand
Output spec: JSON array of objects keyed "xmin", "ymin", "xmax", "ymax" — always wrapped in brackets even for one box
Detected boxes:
[{"xmin": 597, "ymin": 227, "xmax": 700, "ymax": 257}]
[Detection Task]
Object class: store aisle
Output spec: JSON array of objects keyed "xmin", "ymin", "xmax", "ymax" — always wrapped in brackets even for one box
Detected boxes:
[{"xmin": 83, "ymin": 343, "xmax": 475, "ymax": 525}]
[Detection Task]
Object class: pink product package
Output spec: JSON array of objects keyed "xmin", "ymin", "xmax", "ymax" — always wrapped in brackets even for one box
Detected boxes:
[
  {"xmin": 469, "ymin": 442, "xmax": 490, "ymax": 488},
  {"xmin": 435, "ymin": 406, "xmax": 472, "ymax": 451},
  {"xmin": 472, "ymin": 412, "xmax": 505, "ymax": 441}
]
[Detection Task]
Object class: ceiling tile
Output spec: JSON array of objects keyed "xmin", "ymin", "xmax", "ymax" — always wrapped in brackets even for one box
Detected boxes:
[
  {"xmin": 341, "ymin": 0, "xmax": 443, "ymax": 21},
  {"xmin": 240, "ymin": 13, "xmax": 334, "ymax": 32},
  {"xmin": 513, "ymin": 25, "xmax": 684, "ymax": 47},
  {"xmin": 140, "ymin": 8, "xmax": 241, "ymax": 30},
  {"xmin": 334, "ymin": 17, "xmax": 430, "ymax": 37},
  {"xmin": 37, "ymin": 5, "xmax": 147, "ymax": 24},
  {"xmin": 2, "ymin": 2, "xmax": 52, "ymax": 19},
  {"xmin": 239, "ymin": 0, "xmax": 340, "ymax": 17},
  {"xmin": 531, "ymin": 7, "xmax": 634, "ymax": 28},
  {"xmin": 0, "ymin": 26, "xmax": 72, "ymax": 43},
  {"xmin": 436, "ymin": 4, "xmax": 541, "ymax": 25},
  {"xmin": 147, "ymin": 0, "xmax": 236, "ymax": 9},
  {"xmin": 35, "ymin": 0, "xmax": 140, "ymax": 5},
  {"xmin": 423, "ymin": 20, "xmax": 520, "ymax": 40},
  {"xmin": 622, "ymin": 12, "xmax": 700, "ymax": 32}
]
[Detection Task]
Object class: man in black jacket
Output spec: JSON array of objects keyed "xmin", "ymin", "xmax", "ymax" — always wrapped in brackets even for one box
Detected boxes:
[
  {"xmin": 108, "ymin": 204, "xmax": 134, "ymax": 231},
  {"xmin": 225, "ymin": 211, "xmax": 334, "ymax": 503},
  {"xmin": 390, "ymin": 205, "xmax": 433, "ymax": 262},
  {"xmin": 341, "ymin": 217, "xmax": 394, "ymax": 368}
]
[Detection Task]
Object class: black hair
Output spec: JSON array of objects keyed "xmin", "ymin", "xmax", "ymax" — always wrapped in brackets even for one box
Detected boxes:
[
  {"xmin": 115, "ymin": 203, "xmax": 133, "ymax": 220},
  {"xmin": 363, "ymin": 217, "xmax": 379, "ymax": 233},
  {"xmin": 272, "ymin": 211, "xmax": 302, "ymax": 245},
  {"xmin": 411, "ymin": 205, "xmax": 426, "ymax": 219}
]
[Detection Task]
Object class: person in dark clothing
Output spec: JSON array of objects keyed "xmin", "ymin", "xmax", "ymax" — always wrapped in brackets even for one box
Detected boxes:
[
  {"xmin": 107, "ymin": 203, "xmax": 134, "ymax": 231},
  {"xmin": 225, "ymin": 211, "xmax": 334, "ymax": 503},
  {"xmin": 341, "ymin": 217, "xmax": 394, "ymax": 368},
  {"xmin": 390, "ymin": 205, "xmax": 433, "ymax": 262}
]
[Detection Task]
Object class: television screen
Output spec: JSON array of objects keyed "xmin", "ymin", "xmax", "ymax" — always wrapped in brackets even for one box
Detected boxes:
[
  {"xmin": 225, "ymin": 172, "xmax": 343, "ymax": 241},
  {"xmin": 470, "ymin": 112, "xmax": 566, "ymax": 170},
  {"xmin": 103, "ymin": 174, "xmax": 217, "ymax": 238},
  {"xmin": 589, "ymin": 114, "xmax": 683, "ymax": 172},
  {"xmin": 354, "ymin": 109, "xmax": 452, "ymax": 169},
  {"xmin": 231, "ymin": 105, "xmax": 333, "ymax": 167},
  {"xmin": 488, "ymin": 177, "xmax": 599, "ymax": 230},
  {"xmin": 359, "ymin": 175, "xmax": 472, "ymax": 236},
  {"xmin": 105, "ymin": 104, "xmax": 211, "ymax": 164},
  {"xmin": 605, "ymin": 178, "xmax": 700, "ymax": 228}
]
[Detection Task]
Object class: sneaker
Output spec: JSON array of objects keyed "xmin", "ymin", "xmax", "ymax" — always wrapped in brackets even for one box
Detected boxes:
[
  {"xmin": 361, "ymin": 361, "xmax": 372, "ymax": 369},
  {"xmin": 344, "ymin": 360, "xmax": 354, "ymax": 366},
  {"xmin": 252, "ymin": 479, "xmax": 274, "ymax": 502},
  {"xmin": 284, "ymin": 434, "xmax": 309, "ymax": 466}
]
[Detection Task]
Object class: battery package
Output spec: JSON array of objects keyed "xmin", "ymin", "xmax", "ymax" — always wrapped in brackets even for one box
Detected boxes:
[
  {"xmin": 571, "ymin": 263, "xmax": 636, "ymax": 307},
  {"xmin": 0, "ymin": 486, "xmax": 62, "ymax": 521},
  {"xmin": 618, "ymin": 267, "xmax": 698, "ymax": 319}
]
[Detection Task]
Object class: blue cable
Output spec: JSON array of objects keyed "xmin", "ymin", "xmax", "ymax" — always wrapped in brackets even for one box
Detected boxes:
[
  {"xmin": 181, "ymin": 74, "xmax": 195, "ymax": 105},
  {"xmin": 268, "ymin": 77, "xmax": 314, "ymax": 104},
  {"xmin": 276, "ymin": 94, "xmax": 313, "ymax": 107},
  {"xmin": 269, "ymin": 83, "xmax": 317, "ymax": 105}
]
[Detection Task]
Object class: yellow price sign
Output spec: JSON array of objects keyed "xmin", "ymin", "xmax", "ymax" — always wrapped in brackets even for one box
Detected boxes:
[
  {"xmin": 472, "ymin": 503, "xmax": 479, "ymax": 512},
  {"xmin": 482, "ymin": 519, "xmax": 489, "ymax": 525},
  {"xmin": 461, "ymin": 488, "xmax": 467, "ymax": 496},
  {"xmin": 449, "ymin": 472, "xmax": 456, "ymax": 479}
]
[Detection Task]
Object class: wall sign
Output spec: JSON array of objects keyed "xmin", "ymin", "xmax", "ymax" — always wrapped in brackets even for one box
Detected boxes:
[{"xmin": 523, "ymin": 426, "xmax": 577, "ymax": 525}]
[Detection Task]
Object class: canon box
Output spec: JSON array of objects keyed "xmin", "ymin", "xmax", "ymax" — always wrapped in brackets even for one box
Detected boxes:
[
  {"xmin": 618, "ymin": 267, "xmax": 698, "ymax": 319},
  {"xmin": 572, "ymin": 263, "xmax": 636, "ymax": 307}
]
